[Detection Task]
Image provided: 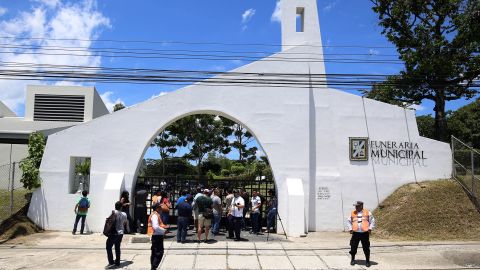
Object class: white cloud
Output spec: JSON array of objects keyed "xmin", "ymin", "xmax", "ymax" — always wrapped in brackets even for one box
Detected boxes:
[
  {"xmin": 242, "ymin": 8, "xmax": 256, "ymax": 24},
  {"xmin": 100, "ymin": 91, "xmax": 125, "ymax": 113},
  {"xmin": 407, "ymin": 104, "xmax": 425, "ymax": 111},
  {"xmin": 0, "ymin": 7, "xmax": 7, "ymax": 16},
  {"xmin": 323, "ymin": 1, "xmax": 338, "ymax": 12},
  {"xmin": 211, "ymin": 65, "xmax": 226, "ymax": 72},
  {"xmin": 33, "ymin": 0, "xmax": 60, "ymax": 9},
  {"xmin": 0, "ymin": 1, "xmax": 110, "ymax": 115},
  {"xmin": 368, "ymin": 49, "xmax": 380, "ymax": 55},
  {"xmin": 271, "ymin": 0, "xmax": 282, "ymax": 23}
]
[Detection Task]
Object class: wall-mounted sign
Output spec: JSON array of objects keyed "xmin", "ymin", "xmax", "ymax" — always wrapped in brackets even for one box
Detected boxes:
[
  {"xmin": 349, "ymin": 137, "xmax": 427, "ymax": 166},
  {"xmin": 317, "ymin": 186, "xmax": 331, "ymax": 200},
  {"xmin": 349, "ymin": 137, "xmax": 369, "ymax": 161}
]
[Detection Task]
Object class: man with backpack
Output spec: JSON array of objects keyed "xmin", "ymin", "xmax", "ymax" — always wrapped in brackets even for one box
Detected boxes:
[
  {"xmin": 195, "ymin": 189, "xmax": 213, "ymax": 243},
  {"xmin": 105, "ymin": 201, "xmax": 129, "ymax": 268},
  {"xmin": 72, "ymin": 190, "xmax": 90, "ymax": 235}
]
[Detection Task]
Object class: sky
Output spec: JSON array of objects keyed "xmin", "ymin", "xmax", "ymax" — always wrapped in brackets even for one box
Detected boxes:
[{"xmin": 0, "ymin": 0, "xmax": 476, "ymax": 160}]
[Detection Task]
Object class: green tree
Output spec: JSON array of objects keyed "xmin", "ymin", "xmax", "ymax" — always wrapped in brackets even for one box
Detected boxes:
[
  {"xmin": 222, "ymin": 117, "xmax": 257, "ymax": 162},
  {"xmin": 448, "ymin": 98, "xmax": 480, "ymax": 148},
  {"xmin": 113, "ymin": 103, "xmax": 125, "ymax": 112},
  {"xmin": 416, "ymin": 114, "xmax": 436, "ymax": 139},
  {"xmin": 170, "ymin": 114, "xmax": 231, "ymax": 175},
  {"xmin": 230, "ymin": 163, "xmax": 246, "ymax": 176},
  {"xmin": 370, "ymin": 0, "xmax": 480, "ymax": 141},
  {"xmin": 19, "ymin": 132, "xmax": 46, "ymax": 190},
  {"xmin": 152, "ymin": 129, "xmax": 181, "ymax": 175}
]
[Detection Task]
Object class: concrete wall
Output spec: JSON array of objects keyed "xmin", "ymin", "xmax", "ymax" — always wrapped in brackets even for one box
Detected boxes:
[{"xmin": 27, "ymin": 0, "xmax": 452, "ymax": 236}]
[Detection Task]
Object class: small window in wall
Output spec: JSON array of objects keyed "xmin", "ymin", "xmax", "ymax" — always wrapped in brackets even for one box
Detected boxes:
[
  {"xmin": 69, "ymin": 157, "xmax": 91, "ymax": 194},
  {"xmin": 296, "ymin": 7, "xmax": 305, "ymax": 32}
]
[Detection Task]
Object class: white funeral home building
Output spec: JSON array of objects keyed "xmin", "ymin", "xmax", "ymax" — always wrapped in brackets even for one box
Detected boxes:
[{"xmin": 28, "ymin": 0, "xmax": 451, "ymax": 237}]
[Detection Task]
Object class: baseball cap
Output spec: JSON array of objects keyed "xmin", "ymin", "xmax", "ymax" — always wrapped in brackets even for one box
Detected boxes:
[{"xmin": 353, "ymin": 201, "xmax": 364, "ymax": 206}]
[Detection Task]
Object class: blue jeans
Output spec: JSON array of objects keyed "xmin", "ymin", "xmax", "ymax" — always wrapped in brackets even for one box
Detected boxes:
[
  {"xmin": 212, "ymin": 213, "xmax": 221, "ymax": 234},
  {"xmin": 251, "ymin": 212, "xmax": 260, "ymax": 233},
  {"xmin": 160, "ymin": 212, "xmax": 169, "ymax": 225},
  {"xmin": 73, "ymin": 214, "xmax": 86, "ymax": 234},
  {"xmin": 267, "ymin": 208, "xmax": 277, "ymax": 231},
  {"xmin": 177, "ymin": 216, "xmax": 189, "ymax": 242}
]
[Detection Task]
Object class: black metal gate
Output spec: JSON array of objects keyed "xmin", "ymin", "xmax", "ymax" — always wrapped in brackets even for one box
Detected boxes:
[{"xmin": 134, "ymin": 175, "xmax": 275, "ymax": 226}]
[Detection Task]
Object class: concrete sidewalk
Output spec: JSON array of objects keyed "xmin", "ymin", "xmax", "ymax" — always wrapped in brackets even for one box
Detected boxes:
[{"xmin": 1, "ymin": 231, "xmax": 480, "ymax": 269}]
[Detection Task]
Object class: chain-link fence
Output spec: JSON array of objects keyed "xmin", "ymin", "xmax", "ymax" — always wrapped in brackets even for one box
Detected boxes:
[
  {"xmin": 452, "ymin": 136, "xmax": 480, "ymax": 204},
  {"xmin": 0, "ymin": 162, "xmax": 30, "ymax": 224}
]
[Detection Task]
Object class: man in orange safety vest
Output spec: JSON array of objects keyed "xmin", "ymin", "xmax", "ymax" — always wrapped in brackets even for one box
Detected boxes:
[{"xmin": 346, "ymin": 201, "xmax": 375, "ymax": 267}]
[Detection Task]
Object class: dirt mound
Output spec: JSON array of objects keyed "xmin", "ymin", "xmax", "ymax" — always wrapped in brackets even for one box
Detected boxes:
[
  {"xmin": 0, "ymin": 203, "xmax": 43, "ymax": 243},
  {"xmin": 373, "ymin": 179, "xmax": 480, "ymax": 241}
]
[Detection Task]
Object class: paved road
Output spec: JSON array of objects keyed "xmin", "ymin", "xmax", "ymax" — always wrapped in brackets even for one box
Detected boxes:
[{"xmin": 1, "ymin": 231, "xmax": 480, "ymax": 269}]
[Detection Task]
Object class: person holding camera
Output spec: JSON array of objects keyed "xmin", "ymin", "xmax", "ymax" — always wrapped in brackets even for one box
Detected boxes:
[{"xmin": 230, "ymin": 189, "xmax": 245, "ymax": 241}]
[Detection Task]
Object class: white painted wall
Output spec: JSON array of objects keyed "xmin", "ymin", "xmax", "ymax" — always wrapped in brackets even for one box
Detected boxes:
[{"xmin": 27, "ymin": 0, "xmax": 452, "ymax": 236}]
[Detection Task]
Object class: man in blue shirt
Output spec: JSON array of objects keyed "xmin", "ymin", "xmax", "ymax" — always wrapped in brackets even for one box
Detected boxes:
[
  {"xmin": 176, "ymin": 195, "xmax": 193, "ymax": 243},
  {"xmin": 176, "ymin": 190, "xmax": 188, "ymax": 206}
]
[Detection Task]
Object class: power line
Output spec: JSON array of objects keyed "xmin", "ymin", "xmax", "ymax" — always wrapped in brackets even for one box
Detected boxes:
[{"xmin": 0, "ymin": 36, "xmax": 398, "ymax": 49}]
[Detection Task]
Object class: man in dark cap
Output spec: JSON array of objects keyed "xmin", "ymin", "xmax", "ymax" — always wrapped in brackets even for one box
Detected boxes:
[
  {"xmin": 176, "ymin": 195, "xmax": 193, "ymax": 243},
  {"xmin": 346, "ymin": 201, "xmax": 376, "ymax": 267},
  {"xmin": 148, "ymin": 202, "xmax": 167, "ymax": 270}
]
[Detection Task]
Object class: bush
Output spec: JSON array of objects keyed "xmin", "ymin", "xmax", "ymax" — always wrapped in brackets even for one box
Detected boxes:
[{"xmin": 19, "ymin": 132, "xmax": 46, "ymax": 190}]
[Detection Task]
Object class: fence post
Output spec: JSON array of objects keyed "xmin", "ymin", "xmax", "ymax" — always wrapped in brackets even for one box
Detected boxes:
[
  {"xmin": 10, "ymin": 162, "xmax": 15, "ymax": 215},
  {"xmin": 451, "ymin": 136, "xmax": 455, "ymax": 179},
  {"xmin": 472, "ymin": 151, "xmax": 476, "ymax": 198}
]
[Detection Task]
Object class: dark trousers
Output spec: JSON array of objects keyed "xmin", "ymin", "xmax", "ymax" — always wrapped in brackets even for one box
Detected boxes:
[
  {"xmin": 134, "ymin": 206, "xmax": 147, "ymax": 233},
  {"xmin": 266, "ymin": 208, "xmax": 276, "ymax": 231},
  {"xmin": 177, "ymin": 216, "xmax": 189, "ymax": 242},
  {"xmin": 73, "ymin": 214, "xmax": 86, "ymax": 234},
  {"xmin": 251, "ymin": 212, "xmax": 260, "ymax": 233},
  {"xmin": 227, "ymin": 215, "xmax": 234, "ymax": 238},
  {"xmin": 349, "ymin": 232, "xmax": 370, "ymax": 261},
  {"xmin": 151, "ymin": 235, "xmax": 165, "ymax": 270},
  {"xmin": 106, "ymin": 234, "xmax": 123, "ymax": 265},
  {"xmin": 233, "ymin": 216, "xmax": 243, "ymax": 240}
]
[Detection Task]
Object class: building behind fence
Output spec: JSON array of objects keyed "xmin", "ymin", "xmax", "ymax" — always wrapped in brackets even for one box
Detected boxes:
[
  {"xmin": 451, "ymin": 136, "xmax": 480, "ymax": 205},
  {"xmin": 0, "ymin": 162, "xmax": 29, "ymax": 224}
]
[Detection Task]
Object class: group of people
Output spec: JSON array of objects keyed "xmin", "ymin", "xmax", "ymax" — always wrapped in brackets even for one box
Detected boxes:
[{"xmin": 72, "ymin": 188, "xmax": 376, "ymax": 268}]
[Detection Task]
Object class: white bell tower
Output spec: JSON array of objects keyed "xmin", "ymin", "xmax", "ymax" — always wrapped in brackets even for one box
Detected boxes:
[{"xmin": 281, "ymin": 0, "xmax": 323, "ymax": 51}]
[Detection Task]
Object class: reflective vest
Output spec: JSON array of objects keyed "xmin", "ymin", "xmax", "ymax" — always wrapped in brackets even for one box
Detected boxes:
[
  {"xmin": 351, "ymin": 209, "xmax": 370, "ymax": 232},
  {"xmin": 147, "ymin": 211, "xmax": 166, "ymax": 235}
]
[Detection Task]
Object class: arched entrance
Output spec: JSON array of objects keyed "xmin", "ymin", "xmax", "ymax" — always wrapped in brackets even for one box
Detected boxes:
[{"xmin": 131, "ymin": 112, "xmax": 277, "ymax": 234}]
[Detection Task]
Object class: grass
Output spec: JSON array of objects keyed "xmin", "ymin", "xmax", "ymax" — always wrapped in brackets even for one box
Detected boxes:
[
  {"xmin": 373, "ymin": 179, "xmax": 480, "ymax": 241},
  {"xmin": 0, "ymin": 189, "xmax": 31, "ymax": 223}
]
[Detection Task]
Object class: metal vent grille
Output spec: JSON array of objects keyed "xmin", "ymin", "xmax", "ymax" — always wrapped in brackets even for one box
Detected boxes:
[{"xmin": 33, "ymin": 94, "xmax": 85, "ymax": 122}]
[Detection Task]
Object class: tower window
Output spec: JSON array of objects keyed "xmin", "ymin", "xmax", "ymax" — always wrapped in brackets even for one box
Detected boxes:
[{"xmin": 296, "ymin": 7, "xmax": 305, "ymax": 32}]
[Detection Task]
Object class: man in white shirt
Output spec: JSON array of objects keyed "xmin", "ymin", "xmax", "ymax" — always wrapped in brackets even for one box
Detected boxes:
[
  {"xmin": 250, "ymin": 190, "xmax": 261, "ymax": 235},
  {"xmin": 231, "ymin": 189, "xmax": 245, "ymax": 241},
  {"xmin": 346, "ymin": 201, "xmax": 375, "ymax": 268},
  {"xmin": 106, "ymin": 201, "xmax": 129, "ymax": 268},
  {"xmin": 150, "ymin": 202, "xmax": 166, "ymax": 270}
]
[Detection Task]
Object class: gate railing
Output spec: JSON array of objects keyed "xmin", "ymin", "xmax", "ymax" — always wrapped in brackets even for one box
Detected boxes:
[
  {"xmin": 136, "ymin": 175, "xmax": 276, "ymax": 225},
  {"xmin": 451, "ymin": 136, "xmax": 480, "ymax": 207},
  {"xmin": 0, "ymin": 162, "xmax": 30, "ymax": 224}
]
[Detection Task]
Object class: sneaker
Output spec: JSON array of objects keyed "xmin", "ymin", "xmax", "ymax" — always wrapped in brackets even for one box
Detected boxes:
[
  {"xmin": 350, "ymin": 260, "xmax": 355, "ymax": 266},
  {"xmin": 366, "ymin": 261, "xmax": 371, "ymax": 267}
]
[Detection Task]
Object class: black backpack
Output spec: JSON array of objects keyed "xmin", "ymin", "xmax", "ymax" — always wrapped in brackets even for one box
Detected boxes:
[
  {"xmin": 103, "ymin": 211, "xmax": 117, "ymax": 236},
  {"xmin": 203, "ymin": 208, "xmax": 213, "ymax": 219}
]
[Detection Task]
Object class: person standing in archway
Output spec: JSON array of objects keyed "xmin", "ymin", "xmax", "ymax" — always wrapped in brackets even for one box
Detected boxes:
[
  {"xmin": 346, "ymin": 201, "xmax": 375, "ymax": 268},
  {"xmin": 148, "ymin": 202, "xmax": 167, "ymax": 270},
  {"xmin": 119, "ymin": 191, "xmax": 132, "ymax": 233}
]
